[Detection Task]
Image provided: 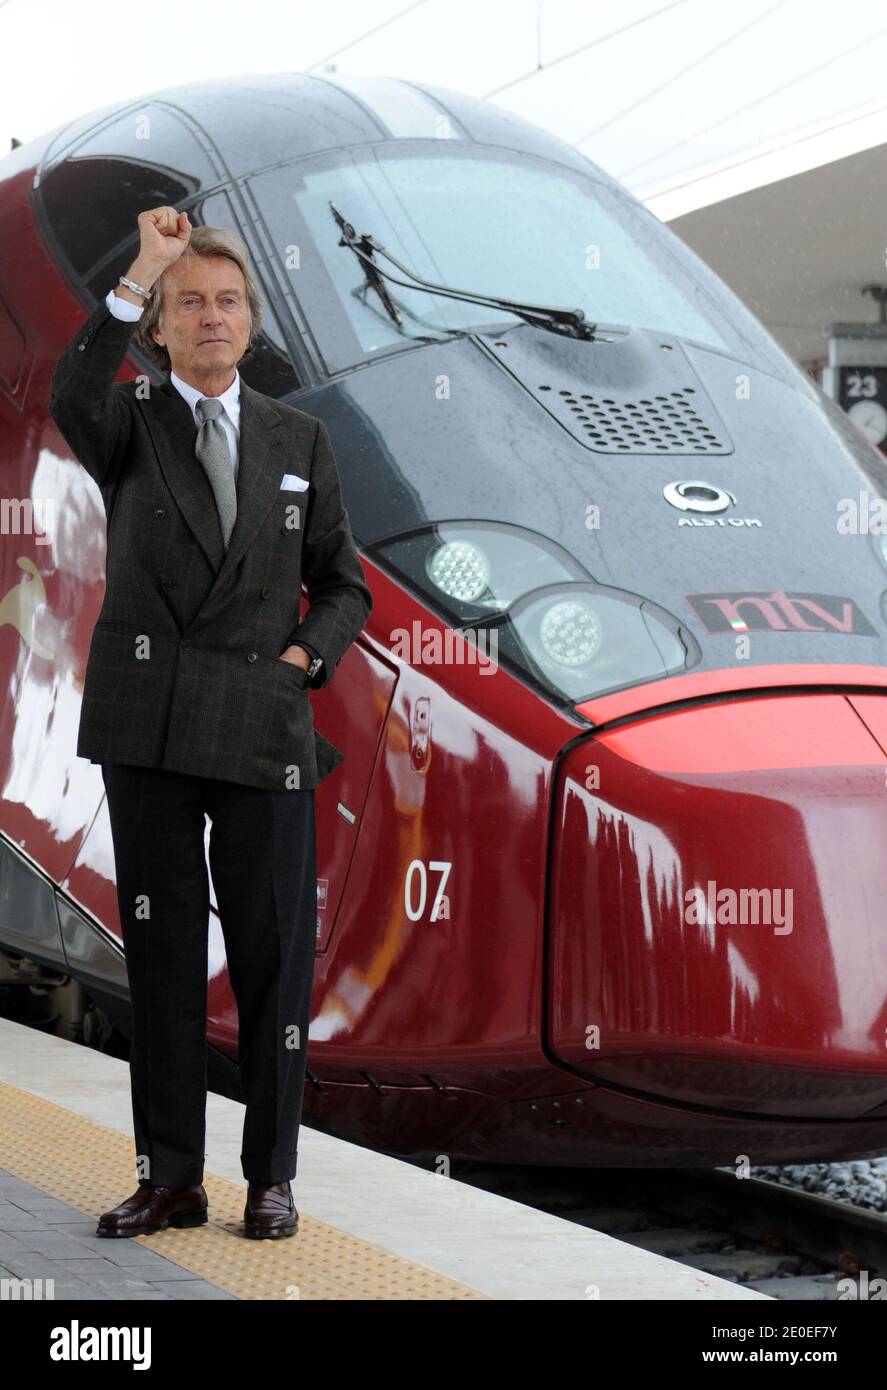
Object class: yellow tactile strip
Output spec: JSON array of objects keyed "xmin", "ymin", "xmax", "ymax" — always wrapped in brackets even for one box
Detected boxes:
[{"xmin": 0, "ymin": 1080, "xmax": 488, "ymax": 1299}]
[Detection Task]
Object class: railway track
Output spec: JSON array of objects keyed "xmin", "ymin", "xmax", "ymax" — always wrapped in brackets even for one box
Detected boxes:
[{"xmin": 447, "ymin": 1161, "xmax": 887, "ymax": 1299}]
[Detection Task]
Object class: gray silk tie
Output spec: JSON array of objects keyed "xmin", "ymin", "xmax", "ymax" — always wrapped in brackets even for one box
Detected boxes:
[{"xmin": 195, "ymin": 397, "xmax": 236, "ymax": 549}]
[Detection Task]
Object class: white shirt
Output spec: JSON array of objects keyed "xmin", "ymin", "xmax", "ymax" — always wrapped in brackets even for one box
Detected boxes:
[{"xmin": 105, "ymin": 288, "xmax": 240, "ymax": 480}]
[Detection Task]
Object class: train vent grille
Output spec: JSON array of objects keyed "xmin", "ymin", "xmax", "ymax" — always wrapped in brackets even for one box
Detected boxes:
[{"xmin": 543, "ymin": 384, "xmax": 732, "ymax": 454}]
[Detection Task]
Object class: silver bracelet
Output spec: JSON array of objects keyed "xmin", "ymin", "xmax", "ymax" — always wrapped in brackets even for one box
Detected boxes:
[{"xmin": 118, "ymin": 274, "xmax": 152, "ymax": 299}]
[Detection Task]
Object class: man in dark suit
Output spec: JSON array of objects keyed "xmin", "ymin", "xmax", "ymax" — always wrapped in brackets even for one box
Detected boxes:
[{"xmin": 48, "ymin": 205, "xmax": 373, "ymax": 1239}]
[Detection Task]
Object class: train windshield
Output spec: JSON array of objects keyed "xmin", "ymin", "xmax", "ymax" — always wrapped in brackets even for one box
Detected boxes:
[{"xmin": 250, "ymin": 142, "xmax": 791, "ymax": 378}]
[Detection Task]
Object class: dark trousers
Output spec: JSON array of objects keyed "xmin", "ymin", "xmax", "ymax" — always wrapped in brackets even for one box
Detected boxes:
[{"xmin": 100, "ymin": 762, "xmax": 317, "ymax": 1187}]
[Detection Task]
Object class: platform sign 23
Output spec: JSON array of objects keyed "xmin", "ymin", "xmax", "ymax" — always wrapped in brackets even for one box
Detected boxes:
[{"xmin": 839, "ymin": 367, "xmax": 887, "ymax": 453}]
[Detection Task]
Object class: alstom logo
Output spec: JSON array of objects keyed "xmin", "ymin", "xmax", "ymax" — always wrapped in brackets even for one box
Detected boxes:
[
  {"xmin": 663, "ymin": 481, "xmax": 761, "ymax": 527},
  {"xmin": 685, "ymin": 589, "xmax": 877, "ymax": 635}
]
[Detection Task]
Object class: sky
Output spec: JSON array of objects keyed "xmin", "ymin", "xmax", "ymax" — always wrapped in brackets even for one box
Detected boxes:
[{"xmin": 4, "ymin": 0, "xmax": 887, "ymax": 215}]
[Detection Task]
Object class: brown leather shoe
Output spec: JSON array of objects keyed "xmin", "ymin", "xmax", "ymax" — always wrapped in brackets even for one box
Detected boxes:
[
  {"xmin": 243, "ymin": 1181, "xmax": 299, "ymax": 1238},
  {"xmin": 96, "ymin": 1184, "xmax": 208, "ymax": 1238}
]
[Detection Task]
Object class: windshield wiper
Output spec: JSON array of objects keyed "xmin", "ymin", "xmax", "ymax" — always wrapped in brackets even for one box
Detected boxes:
[{"xmin": 330, "ymin": 201, "xmax": 602, "ymax": 342}]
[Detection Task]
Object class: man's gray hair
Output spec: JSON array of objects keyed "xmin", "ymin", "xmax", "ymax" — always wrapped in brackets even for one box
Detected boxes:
[{"xmin": 134, "ymin": 224, "xmax": 263, "ymax": 372}]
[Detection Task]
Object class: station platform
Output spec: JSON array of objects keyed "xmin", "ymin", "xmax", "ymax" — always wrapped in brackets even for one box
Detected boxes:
[{"xmin": 0, "ymin": 1019, "xmax": 767, "ymax": 1301}]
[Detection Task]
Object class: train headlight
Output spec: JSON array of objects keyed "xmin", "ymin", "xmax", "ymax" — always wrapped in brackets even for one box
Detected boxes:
[
  {"xmin": 503, "ymin": 583, "xmax": 695, "ymax": 701},
  {"xmin": 539, "ymin": 598, "xmax": 603, "ymax": 668},
  {"xmin": 373, "ymin": 521, "xmax": 696, "ymax": 702},
  {"xmin": 425, "ymin": 540, "xmax": 490, "ymax": 602}
]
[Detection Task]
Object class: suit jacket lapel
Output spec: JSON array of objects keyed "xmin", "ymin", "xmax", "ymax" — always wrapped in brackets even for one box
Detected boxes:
[
  {"xmin": 141, "ymin": 376, "xmax": 225, "ymax": 574},
  {"xmin": 140, "ymin": 373, "xmax": 284, "ymax": 614}
]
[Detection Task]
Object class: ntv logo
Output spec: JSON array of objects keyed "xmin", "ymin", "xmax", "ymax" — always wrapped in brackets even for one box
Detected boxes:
[
  {"xmin": 49, "ymin": 1320, "xmax": 151, "ymax": 1370},
  {"xmin": 684, "ymin": 589, "xmax": 875, "ymax": 636}
]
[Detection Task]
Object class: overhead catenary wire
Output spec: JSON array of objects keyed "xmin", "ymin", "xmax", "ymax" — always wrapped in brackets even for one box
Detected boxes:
[
  {"xmin": 574, "ymin": 0, "xmax": 790, "ymax": 145},
  {"xmin": 618, "ymin": 12, "xmax": 887, "ymax": 179},
  {"xmin": 482, "ymin": 0, "xmax": 694, "ymax": 99},
  {"xmin": 303, "ymin": 0, "xmax": 432, "ymax": 75},
  {"xmin": 634, "ymin": 91, "xmax": 887, "ymax": 201}
]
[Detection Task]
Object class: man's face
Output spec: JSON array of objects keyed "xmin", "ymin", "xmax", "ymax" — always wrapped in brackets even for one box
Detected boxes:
[{"xmin": 151, "ymin": 254, "xmax": 251, "ymax": 385}]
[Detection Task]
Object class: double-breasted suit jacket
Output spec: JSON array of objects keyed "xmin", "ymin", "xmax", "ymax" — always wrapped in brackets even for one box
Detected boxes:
[{"xmin": 48, "ymin": 297, "xmax": 373, "ymax": 791}]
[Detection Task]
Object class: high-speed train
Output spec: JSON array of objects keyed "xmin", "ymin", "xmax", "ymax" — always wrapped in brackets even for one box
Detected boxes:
[{"xmin": 3, "ymin": 72, "xmax": 887, "ymax": 1168}]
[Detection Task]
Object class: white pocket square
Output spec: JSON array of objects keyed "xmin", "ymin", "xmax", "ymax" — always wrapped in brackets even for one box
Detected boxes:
[{"xmin": 280, "ymin": 473, "xmax": 309, "ymax": 491}]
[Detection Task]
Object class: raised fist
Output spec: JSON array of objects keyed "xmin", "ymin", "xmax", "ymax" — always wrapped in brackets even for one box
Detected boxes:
[{"xmin": 137, "ymin": 205, "xmax": 192, "ymax": 270}]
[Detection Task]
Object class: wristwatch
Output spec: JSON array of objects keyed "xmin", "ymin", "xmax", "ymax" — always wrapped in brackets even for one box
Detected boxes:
[{"xmin": 293, "ymin": 642, "xmax": 324, "ymax": 683}]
